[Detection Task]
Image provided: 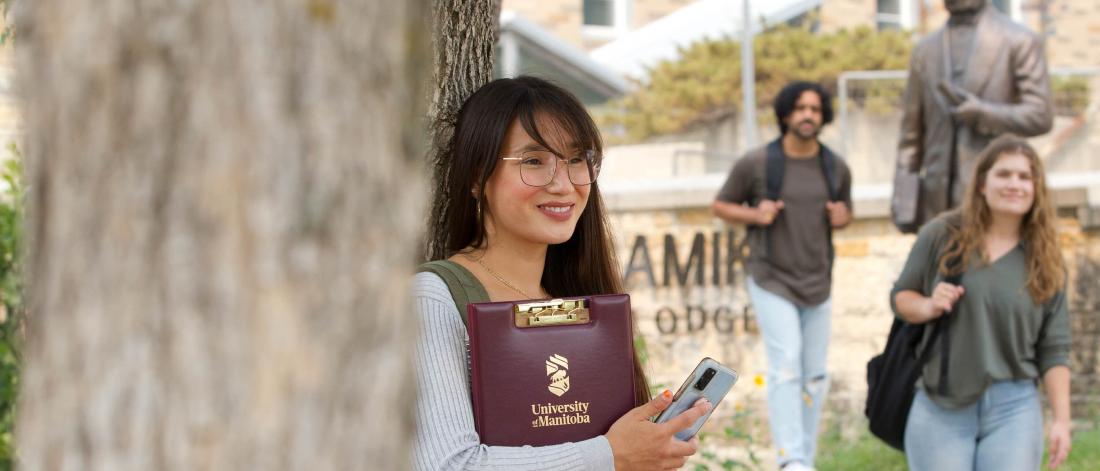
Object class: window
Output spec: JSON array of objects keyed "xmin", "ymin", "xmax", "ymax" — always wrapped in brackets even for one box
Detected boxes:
[
  {"xmin": 582, "ymin": 0, "xmax": 628, "ymax": 40},
  {"xmin": 876, "ymin": 0, "xmax": 901, "ymax": 30},
  {"xmin": 876, "ymin": 0, "xmax": 914, "ymax": 31}
]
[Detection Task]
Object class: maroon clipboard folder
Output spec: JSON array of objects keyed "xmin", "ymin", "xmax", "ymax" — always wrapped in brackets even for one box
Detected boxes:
[{"xmin": 466, "ymin": 294, "xmax": 637, "ymax": 446}]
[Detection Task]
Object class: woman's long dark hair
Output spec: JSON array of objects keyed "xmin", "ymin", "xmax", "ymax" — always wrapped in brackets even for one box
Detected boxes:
[{"xmin": 435, "ymin": 76, "xmax": 650, "ymax": 405}]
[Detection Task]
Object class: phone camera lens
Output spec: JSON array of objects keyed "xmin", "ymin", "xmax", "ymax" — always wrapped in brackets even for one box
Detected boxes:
[{"xmin": 694, "ymin": 368, "xmax": 716, "ymax": 390}]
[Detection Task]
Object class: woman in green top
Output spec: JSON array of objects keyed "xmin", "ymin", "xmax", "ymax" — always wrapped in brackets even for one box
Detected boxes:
[{"xmin": 892, "ymin": 134, "xmax": 1071, "ymax": 470}]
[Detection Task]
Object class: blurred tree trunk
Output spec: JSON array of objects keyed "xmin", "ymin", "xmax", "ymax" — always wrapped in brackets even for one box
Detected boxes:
[
  {"xmin": 15, "ymin": 0, "xmax": 429, "ymax": 469},
  {"xmin": 426, "ymin": 0, "xmax": 498, "ymax": 260}
]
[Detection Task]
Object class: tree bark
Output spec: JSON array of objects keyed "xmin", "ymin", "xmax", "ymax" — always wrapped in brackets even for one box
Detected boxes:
[
  {"xmin": 15, "ymin": 1, "xmax": 428, "ymax": 469},
  {"xmin": 426, "ymin": 0, "xmax": 497, "ymax": 261}
]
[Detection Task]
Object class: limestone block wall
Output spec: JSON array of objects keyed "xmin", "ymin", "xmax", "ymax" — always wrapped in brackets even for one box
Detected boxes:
[
  {"xmin": 819, "ymin": 0, "xmax": 876, "ymax": 34},
  {"xmin": 501, "ymin": 0, "xmax": 697, "ymax": 51},
  {"xmin": 503, "ymin": 0, "xmax": 586, "ymax": 48},
  {"xmin": 1041, "ymin": 0, "xmax": 1100, "ymax": 69},
  {"xmin": 631, "ymin": 0, "xmax": 696, "ymax": 30}
]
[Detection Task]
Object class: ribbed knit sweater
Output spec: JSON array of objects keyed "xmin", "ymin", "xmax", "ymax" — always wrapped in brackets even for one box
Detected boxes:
[{"xmin": 411, "ymin": 272, "xmax": 615, "ymax": 470}]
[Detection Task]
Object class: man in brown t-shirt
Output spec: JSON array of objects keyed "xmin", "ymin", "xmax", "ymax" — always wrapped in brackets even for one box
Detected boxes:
[{"xmin": 712, "ymin": 81, "xmax": 852, "ymax": 471}]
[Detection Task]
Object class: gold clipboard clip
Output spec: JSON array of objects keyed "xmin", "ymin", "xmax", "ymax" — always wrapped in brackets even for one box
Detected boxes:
[{"xmin": 514, "ymin": 299, "xmax": 590, "ymax": 328}]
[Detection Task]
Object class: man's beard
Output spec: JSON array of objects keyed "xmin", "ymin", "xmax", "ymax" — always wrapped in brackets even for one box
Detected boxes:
[{"xmin": 792, "ymin": 121, "xmax": 820, "ymax": 140}]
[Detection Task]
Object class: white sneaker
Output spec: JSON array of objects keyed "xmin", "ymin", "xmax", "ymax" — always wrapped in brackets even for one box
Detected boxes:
[{"xmin": 781, "ymin": 463, "xmax": 815, "ymax": 471}]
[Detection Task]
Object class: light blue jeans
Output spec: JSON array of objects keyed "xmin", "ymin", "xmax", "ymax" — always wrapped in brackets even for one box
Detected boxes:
[
  {"xmin": 905, "ymin": 379, "xmax": 1043, "ymax": 471},
  {"xmin": 746, "ymin": 277, "xmax": 831, "ymax": 468}
]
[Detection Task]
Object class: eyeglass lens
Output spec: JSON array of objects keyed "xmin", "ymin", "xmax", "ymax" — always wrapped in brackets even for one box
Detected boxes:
[{"xmin": 517, "ymin": 151, "xmax": 599, "ymax": 186}]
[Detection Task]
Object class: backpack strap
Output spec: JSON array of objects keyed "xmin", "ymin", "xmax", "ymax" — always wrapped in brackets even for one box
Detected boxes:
[
  {"xmin": 764, "ymin": 139, "xmax": 785, "ymax": 201},
  {"xmin": 818, "ymin": 144, "xmax": 841, "ymax": 202},
  {"xmin": 417, "ymin": 260, "xmax": 490, "ymax": 328},
  {"xmin": 819, "ymin": 144, "xmax": 842, "ymax": 270},
  {"xmin": 935, "ymin": 251, "xmax": 964, "ymax": 396},
  {"xmin": 757, "ymin": 139, "xmax": 785, "ymax": 259}
]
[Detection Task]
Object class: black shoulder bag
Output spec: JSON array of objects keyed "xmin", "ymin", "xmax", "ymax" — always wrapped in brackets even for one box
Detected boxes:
[{"xmin": 865, "ymin": 264, "xmax": 960, "ymax": 451}]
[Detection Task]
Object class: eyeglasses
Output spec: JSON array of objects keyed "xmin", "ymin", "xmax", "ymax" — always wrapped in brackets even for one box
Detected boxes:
[{"xmin": 500, "ymin": 149, "xmax": 601, "ymax": 187}]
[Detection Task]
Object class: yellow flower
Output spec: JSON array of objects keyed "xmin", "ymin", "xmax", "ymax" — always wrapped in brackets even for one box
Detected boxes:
[{"xmin": 753, "ymin": 374, "xmax": 765, "ymax": 388}]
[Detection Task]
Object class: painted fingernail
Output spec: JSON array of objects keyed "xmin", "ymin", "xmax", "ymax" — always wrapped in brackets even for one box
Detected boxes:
[{"xmin": 663, "ymin": 390, "xmax": 671, "ymax": 399}]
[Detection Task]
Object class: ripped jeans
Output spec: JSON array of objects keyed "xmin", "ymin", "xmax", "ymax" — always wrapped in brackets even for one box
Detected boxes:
[{"xmin": 747, "ymin": 277, "xmax": 831, "ymax": 468}]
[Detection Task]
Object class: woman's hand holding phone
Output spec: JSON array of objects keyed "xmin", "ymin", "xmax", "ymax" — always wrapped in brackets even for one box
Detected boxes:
[{"xmin": 605, "ymin": 390, "xmax": 711, "ymax": 471}]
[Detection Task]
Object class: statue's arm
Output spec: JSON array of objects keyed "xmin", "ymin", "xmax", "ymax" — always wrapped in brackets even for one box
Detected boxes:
[{"xmin": 970, "ymin": 33, "xmax": 1054, "ymax": 136}]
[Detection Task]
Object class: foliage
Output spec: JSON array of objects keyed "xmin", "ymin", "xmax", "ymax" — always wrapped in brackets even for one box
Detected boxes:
[
  {"xmin": 597, "ymin": 24, "xmax": 913, "ymax": 143},
  {"xmin": 1051, "ymin": 75, "xmax": 1090, "ymax": 117},
  {"xmin": 1043, "ymin": 428, "xmax": 1100, "ymax": 471},
  {"xmin": 0, "ymin": 147, "xmax": 22, "ymax": 471},
  {"xmin": 0, "ymin": 0, "xmax": 12, "ymax": 45},
  {"xmin": 689, "ymin": 374, "xmax": 769, "ymax": 470},
  {"xmin": 815, "ymin": 418, "xmax": 906, "ymax": 471}
]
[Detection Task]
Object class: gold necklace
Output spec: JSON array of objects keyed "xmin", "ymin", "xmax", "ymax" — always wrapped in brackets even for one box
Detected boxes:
[{"xmin": 466, "ymin": 254, "xmax": 535, "ymax": 299}]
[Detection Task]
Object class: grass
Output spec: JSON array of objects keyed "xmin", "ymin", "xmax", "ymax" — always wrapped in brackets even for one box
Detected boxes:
[
  {"xmin": 815, "ymin": 420, "xmax": 1100, "ymax": 471},
  {"xmin": 1044, "ymin": 427, "xmax": 1100, "ymax": 471},
  {"xmin": 815, "ymin": 420, "xmax": 906, "ymax": 471}
]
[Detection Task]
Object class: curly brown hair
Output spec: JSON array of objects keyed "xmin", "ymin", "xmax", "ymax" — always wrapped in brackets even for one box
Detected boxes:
[{"xmin": 938, "ymin": 134, "xmax": 1064, "ymax": 303}]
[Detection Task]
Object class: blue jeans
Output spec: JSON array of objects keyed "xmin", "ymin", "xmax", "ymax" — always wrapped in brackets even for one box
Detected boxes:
[
  {"xmin": 746, "ymin": 277, "xmax": 831, "ymax": 468},
  {"xmin": 905, "ymin": 379, "xmax": 1043, "ymax": 471}
]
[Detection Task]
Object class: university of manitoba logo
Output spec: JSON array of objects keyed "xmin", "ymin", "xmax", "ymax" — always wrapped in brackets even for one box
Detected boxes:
[{"xmin": 545, "ymin": 354, "xmax": 570, "ymax": 396}]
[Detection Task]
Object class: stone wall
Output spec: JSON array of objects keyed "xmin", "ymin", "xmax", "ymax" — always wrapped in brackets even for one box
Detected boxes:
[
  {"xmin": 1034, "ymin": 0, "xmax": 1100, "ymax": 70},
  {"xmin": 501, "ymin": 0, "xmax": 696, "ymax": 51},
  {"xmin": 503, "ymin": 0, "xmax": 586, "ymax": 48},
  {"xmin": 630, "ymin": 0, "xmax": 696, "ymax": 32},
  {"xmin": 819, "ymin": 0, "xmax": 876, "ymax": 34}
]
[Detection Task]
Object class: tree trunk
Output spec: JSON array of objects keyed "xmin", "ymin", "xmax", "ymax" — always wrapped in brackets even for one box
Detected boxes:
[
  {"xmin": 15, "ymin": 1, "xmax": 428, "ymax": 469},
  {"xmin": 425, "ymin": 0, "xmax": 498, "ymax": 261}
]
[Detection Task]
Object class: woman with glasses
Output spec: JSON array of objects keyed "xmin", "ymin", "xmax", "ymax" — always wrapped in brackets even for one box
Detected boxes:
[
  {"xmin": 892, "ymin": 135, "xmax": 1072, "ymax": 470},
  {"xmin": 411, "ymin": 76, "xmax": 710, "ymax": 470}
]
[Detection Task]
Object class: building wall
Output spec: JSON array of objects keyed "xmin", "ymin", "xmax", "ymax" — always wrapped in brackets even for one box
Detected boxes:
[
  {"xmin": 916, "ymin": 0, "xmax": 1100, "ymax": 74},
  {"xmin": 503, "ymin": 0, "xmax": 703, "ymax": 50},
  {"xmin": 819, "ymin": 0, "xmax": 876, "ymax": 33},
  {"xmin": 630, "ymin": 0, "xmax": 696, "ymax": 32},
  {"xmin": 1027, "ymin": 0, "xmax": 1100, "ymax": 70},
  {"xmin": 504, "ymin": 0, "xmax": 586, "ymax": 49}
]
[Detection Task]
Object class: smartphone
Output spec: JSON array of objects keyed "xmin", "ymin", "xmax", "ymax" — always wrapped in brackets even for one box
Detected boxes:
[{"xmin": 653, "ymin": 357, "xmax": 739, "ymax": 441}]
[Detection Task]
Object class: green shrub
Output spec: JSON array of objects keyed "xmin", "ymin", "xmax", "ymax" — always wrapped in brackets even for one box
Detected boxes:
[{"xmin": 0, "ymin": 148, "xmax": 24, "ymax": 471}]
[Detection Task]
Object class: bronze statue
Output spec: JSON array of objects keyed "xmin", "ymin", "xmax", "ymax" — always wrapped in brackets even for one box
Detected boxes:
[{"xmin": 891, "ymin": 0, "xmax": 1053, "ymax": 233}]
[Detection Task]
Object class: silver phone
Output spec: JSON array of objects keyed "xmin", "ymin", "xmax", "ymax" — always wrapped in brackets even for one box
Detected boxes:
[{"xmin": 653, "ymin": 357, "xmax": 739, "ymax": 441}]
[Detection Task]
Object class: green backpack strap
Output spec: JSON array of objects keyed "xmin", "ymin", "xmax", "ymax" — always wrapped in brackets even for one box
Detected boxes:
[{"xmin": 417, "ymin": 260, "xmax": 490, "ymax": 327}]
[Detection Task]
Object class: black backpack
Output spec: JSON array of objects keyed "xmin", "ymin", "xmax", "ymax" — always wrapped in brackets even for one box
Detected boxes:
[
  {"xmin": 755, "ymin": 138, "xmax": 842, "ymax": 267},
  {"xmin": 865, "ymin": 269, "xmax": 959, "ymax": 451}
]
